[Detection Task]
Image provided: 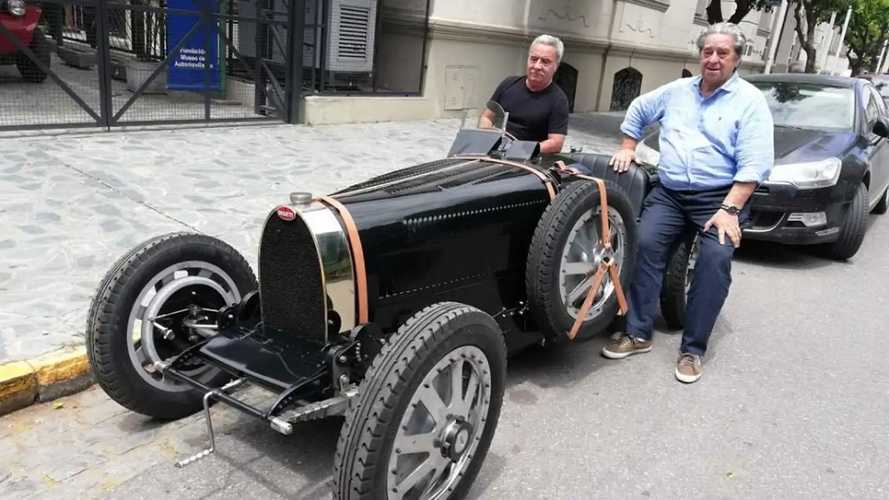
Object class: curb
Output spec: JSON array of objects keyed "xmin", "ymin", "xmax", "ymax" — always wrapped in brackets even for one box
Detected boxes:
[{"xmin": 0, "ymin": 347, "xmax": 94, "ymax": 416}]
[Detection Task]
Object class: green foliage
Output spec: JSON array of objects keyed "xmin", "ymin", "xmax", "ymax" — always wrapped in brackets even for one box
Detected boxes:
[{"xmin": 843, "ymin": 0, "xmax": 889, "ymax": 75}]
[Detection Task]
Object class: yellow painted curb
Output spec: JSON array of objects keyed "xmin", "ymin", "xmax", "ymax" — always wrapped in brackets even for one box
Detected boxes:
[
  {"xmin": 0, "ymin": 361, "xmax": 38, "ymax": 415},
  {"xmin": 0, "ymin": 347, "xmax": 94, "ymax": 416},
  {"xmin": 30, "ymin": 346, "xmax": 90, "ymax": 387}
]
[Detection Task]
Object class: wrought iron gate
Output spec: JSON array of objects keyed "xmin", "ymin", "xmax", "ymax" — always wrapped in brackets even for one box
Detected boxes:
[{"xmin": 0, "ymin": 0, "xmax": 301, "ymax": 131}]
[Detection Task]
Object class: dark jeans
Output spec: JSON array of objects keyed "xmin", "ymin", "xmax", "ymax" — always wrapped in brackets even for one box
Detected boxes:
[{"xmin": 625, "ymin": 184, "xmax": 748, "ymax": 356}]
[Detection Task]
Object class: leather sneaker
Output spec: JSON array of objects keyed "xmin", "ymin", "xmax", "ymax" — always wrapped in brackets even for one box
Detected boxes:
[
  {"xmin": 675, "ymin": 353, "xmax": 703, "ymax": 383},
  {"xmin": 601, "ymin": 333, "xmax": 652, "ymax": 359}
]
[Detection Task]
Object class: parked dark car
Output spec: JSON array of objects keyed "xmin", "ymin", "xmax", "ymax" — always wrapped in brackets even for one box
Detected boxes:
[
  {"xmin": 0, "ymin": 0, "xmax": 50, "ymax": 82},
  {"xmin": 635, "ymin": 73, "xmax": 889, "ymax": 259},
  {"xmin": 86, "ymin": 104, "xmax": 688, "ymax": 499}
]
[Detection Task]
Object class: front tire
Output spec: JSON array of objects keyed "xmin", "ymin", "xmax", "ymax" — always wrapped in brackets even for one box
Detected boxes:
[
  {"xmin": 826, "ymin": 183, "xmax": 867, "ymax": 260},
  {"xmin": 333, "ymin": 302, "xmax": 507, "ymax": 500},
  {"xmin": 526, "ymin": 180, "xmax": 638, "ymax": 341},
  {"xmin": 86, "ymin": 233, "xmax": 257, "ymax": 419},
  {"xmin": 16, "ymin": 29, "xmax": 50, "ymax": 83}
]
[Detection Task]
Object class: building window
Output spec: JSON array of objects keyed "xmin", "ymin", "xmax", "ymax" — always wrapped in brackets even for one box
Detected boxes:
[{"xmin": 611, "ymin": 67, "xmax": 642, "ymax": 112}]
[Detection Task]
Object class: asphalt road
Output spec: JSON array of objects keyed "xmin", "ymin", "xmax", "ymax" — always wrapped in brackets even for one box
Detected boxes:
[{"xmin": 1, "ymin": 207, "xmax": 887, "ymax": 499}]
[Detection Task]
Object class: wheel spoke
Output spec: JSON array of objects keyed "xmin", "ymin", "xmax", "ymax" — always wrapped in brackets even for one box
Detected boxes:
[
  {"xmin": 397, "ymin": 431, "xmax": 438, "ymax": 455},
  {"xmin": 453, "ymin": 368, "xmax": 478, "ymax": 417},
  {"xmin": 448, "ymin": 359, "xmax": 464, "ymax": 410},
  {"xmin": 563, "ymin": 261, "xmax": 594, "ymax": 276},
  {"xmin": 394, "ymin": 455, "xmax": 438, "ymax": 498},
  {"xmin": 418, "ymin": 387, "xmax": 449, "ymax": 425},
  {"xmin": 420, "ymin": 455, "xmax": 454, "ymax": 499},
  {"xmin": 567, "ymin": 274, "xmax": 593, "ymax": 305}
]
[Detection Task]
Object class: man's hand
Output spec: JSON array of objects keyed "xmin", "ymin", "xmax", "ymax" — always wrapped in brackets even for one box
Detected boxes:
[
  {"xmin": 609, "ymin": 148, "xmax": 636, "ymax": 173},
  {"xmin": 704, "ymin": 209, "xmax": 742, "ymax": 247},
  {"xmin": 610, "ymin": 136, "xmax": 639, "ymax": 173}
]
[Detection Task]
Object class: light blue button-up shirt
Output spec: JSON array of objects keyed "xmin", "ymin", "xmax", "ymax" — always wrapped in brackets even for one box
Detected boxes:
[{"xmin": 620, "ymin": 72, "xmax": 774, "ymax": 191}]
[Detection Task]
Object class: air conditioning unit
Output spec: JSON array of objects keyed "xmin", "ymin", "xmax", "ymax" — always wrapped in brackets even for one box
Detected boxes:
[{"xmin": 236, "ymin": 0, "xmax": 376, "ymax": 74}]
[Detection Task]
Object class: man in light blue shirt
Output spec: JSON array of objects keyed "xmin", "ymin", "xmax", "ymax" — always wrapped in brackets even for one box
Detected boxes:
[{"xmin": 602, "ymin": 23, "xmax": 774, "ymax": 383}]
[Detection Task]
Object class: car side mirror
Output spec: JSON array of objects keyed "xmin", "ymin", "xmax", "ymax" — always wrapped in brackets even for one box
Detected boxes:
[{"xmin": 873, "ymin": 117, "xmax": 889, "ymax": 138}]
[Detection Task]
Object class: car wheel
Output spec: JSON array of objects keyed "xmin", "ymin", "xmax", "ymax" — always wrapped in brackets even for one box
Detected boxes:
[
  {"xmin": 333, "ymin": 302, "xmax": 506, "ymax": 500},
  {"xmin": 526, "ymin": 180, "xmax": 638, "ymax": 341},
  {"xmin": 86, "ymin": 233, "xmax": 257, "ymax": 419},
  {"xmin": 826, "ymin": 183, "xmax": 868, "ymax": 260},
  {"xmin": 660, "ymin": 233, "xmax": 698, "ymax": 330},
  {"xmin": 15, "ymin": 28, "xmax": 50, "ymax": 83},
  {"xmin": 872, "ymin": 185, "xmax": 888, "ymax": 214}
]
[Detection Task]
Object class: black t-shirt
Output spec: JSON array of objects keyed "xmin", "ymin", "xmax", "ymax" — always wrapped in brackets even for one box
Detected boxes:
[{"xmin": 490, "ymin": 76, "xmax": 569, "ymax": 142}]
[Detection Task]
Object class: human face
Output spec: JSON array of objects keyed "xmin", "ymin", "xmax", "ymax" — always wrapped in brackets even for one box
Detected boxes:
[
  {"xmin": 526, "ymin": 43, "xmax": 559, "ymax": 90},
  {"xmin": 699, "ymin": 33, "xmax": 739, "ymax": 90}
]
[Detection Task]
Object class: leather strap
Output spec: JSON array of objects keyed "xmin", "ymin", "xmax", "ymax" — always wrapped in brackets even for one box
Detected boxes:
[
  {"xmin": 558, "ymin": 165, "xmax": 629, "ymax": 340},
  {"xmin": 317, "ymin": 195, "xmax": 369, "ymax": 324}
]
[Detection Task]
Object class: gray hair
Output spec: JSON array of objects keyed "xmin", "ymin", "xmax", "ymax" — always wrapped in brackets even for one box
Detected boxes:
[
  {"xmin": 696, "ymin": 22, "xmax": 747, "ymax": 62},
  {"xmin": 530, "ymin": 34, "xmax": 564, "ymax": 64}
]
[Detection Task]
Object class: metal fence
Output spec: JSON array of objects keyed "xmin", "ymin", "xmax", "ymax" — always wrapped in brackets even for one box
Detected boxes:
[{"xmin": 1, "ymin": 0, "xmax": 431, "ymax": 131}]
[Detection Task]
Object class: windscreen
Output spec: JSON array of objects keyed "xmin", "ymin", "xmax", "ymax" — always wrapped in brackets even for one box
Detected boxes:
[{"xmin": 753, "ymin": 82, "xmax": 855, "ymax": 130}]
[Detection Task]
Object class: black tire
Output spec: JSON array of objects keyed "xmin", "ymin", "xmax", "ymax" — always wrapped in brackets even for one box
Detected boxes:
[
  {"xmin": 333, "ymin": 302, "xmax": 507, "ymax": 500},
  {"xmin": 86, "ymin": 233, "xmax": 257, "ymax": 419},
  {"xmin": 872, "ymin": 185, "xmax": 888, "ymax": 214},
  {"xmin": 16, "ymin": 29, "xmax": 50, "ymax": 83},
  {"xmin": 826, "ymin": 183, "xmax": 867, "ymax": 260},
  {"xmin": 526, "ymin": 180, "xmax": 638, "ymax": 341},
  {"xmin": 660, "ymin": 234, "xmax": 698, "ymax": 330}
]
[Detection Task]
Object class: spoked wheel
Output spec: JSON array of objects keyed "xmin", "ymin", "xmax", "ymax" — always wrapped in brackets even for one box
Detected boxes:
[
  {"xmin": 526, "ymin": 180, "xmax": 638, "ymax": 341},
  {"xmin": 86, "ymin": 233, "xmax": 257, "ymax": 419},
  {"xmin": 334, "ymin": 302, "xmax": 506, "ymax": 500},
  {"xmin": 660, "ymin": 233, "xmax": 699, "ymax": 330}
]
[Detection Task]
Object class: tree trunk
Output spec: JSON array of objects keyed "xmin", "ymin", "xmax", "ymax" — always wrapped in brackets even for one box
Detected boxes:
[
  {"xmin": 727, "ymin": 0, "xmax": 754, "ymax": 25},
  {"xmin": 706, "ymin": 0, "xmax": 724, "ymax": 24}
]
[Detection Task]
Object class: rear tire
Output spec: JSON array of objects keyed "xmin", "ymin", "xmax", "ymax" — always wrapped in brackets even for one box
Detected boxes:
[
  {"xmin": 86, "ymin": 233, "xmax": 257, "ymax": 419},
  {"xmin": 826, "ymin": 183, "xmax": 867, "ymax": 260},
  {"xmin": 16, "ymin": 29, "xmax": 50, "ymax": 83},
  {"xmin": 333, "ymin": 302, "xmax": 506, "ymax": 500},
  {"xmin": 872, "ymin": 185, "xmax": 888, "ymax": 214},
  {"xmin": 660, "ymin": 234, "xmax": 698, "ymax": 330},
  {"xmin": 526, "ymin": 180, "xmax": 638, "ymax": 341}
]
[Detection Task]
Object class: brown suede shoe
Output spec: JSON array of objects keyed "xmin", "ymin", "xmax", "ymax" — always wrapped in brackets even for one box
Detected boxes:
[
  {"xmin": 601, "ymin": 333, "xmax": 652, "ymax": 359},
  {"xmin": 675, "ymin": 353, "xmax": 703, "ymax": 383}
]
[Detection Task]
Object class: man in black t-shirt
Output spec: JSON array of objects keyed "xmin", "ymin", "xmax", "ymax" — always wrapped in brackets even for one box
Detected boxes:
[{"xmin": 480, "ymin": 34, "xmax": 569, "ymax": 154}]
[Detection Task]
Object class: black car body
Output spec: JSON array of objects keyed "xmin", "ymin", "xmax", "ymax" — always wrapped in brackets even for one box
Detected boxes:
[
  {"xmin": 636, "ymin": 73, "xmax": 889, "ymax": 259},
  {"xmin": 86, "ymin": 112, "xmax": 678, "ymax": 499}
]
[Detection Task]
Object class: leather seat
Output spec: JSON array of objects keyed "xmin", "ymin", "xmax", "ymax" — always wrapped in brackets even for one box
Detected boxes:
[{"xmin": 570, "ymin": 153, "xmax": 656, "ymax": 218}]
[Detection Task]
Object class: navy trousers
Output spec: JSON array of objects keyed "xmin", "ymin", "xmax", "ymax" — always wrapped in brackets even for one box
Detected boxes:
[{"xmin": 625, "ymin": 184, "xmax": 747, "ymax": 356}]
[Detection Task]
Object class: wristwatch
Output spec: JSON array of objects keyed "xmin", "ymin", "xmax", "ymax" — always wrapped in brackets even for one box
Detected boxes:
[{"xmin": 720, "ymin": 203, "xmax": 741, "ymax": 215}]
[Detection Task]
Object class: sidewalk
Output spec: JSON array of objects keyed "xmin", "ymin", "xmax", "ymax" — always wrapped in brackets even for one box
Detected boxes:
[{"xmin": 0, "ymin": 113, "xmax": 623, "ymax": 415}]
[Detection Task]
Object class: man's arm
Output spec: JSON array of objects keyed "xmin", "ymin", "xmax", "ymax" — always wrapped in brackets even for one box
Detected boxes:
[
  {"xmin": 539, "ymin": 133, "xmax": 566, "ymax": 154},
  {"xmin": 610, "ymin": 84, "xmax": 671, "ymax": 172},
  {"xmin": 478, "ymin": 109, "xmax": 496, "ymax": 129}
]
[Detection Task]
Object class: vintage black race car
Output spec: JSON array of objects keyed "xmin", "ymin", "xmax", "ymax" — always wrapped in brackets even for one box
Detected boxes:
[
  {"xmin": 86, "ymin": 105, "xmax": 686, "ymax": 499},
  {"xmin": 636, "ymin": 73, "xmax": 889, "ymax": 260}
]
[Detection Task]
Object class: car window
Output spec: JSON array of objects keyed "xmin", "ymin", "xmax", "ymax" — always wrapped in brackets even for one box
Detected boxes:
[
  {"xmin": 869, "ymin": 87, "xmax": 887, "ymax": 116},
  {"xmin": 752, "ymin": 82, "xmax": 855, "ymax": 130}
]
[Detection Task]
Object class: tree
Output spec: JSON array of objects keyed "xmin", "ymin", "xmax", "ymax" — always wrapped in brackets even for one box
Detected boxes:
[
  {"xmin": 842, "ymin": 0, "xmax": 889, "ymax": 75},
  {"xmin": 789, "ymin": 0, "xmax": 850, "ymax": 73},
  {"xmin": 706, "ymin": 0, "xmax": 777, "ymax": 25}
]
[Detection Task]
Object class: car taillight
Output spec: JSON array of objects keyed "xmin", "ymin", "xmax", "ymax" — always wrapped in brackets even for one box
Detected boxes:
[{"xmin": 8, "ymin": 0, "xmax": 26, "ymax": 16}]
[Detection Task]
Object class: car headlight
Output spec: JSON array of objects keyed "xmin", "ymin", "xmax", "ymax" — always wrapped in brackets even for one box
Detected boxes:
[
  {"xmin": 7, "ymin": 0, "xmax": 26, "ymax": 16},
  {"xmin": 766, "ymin": 158, "xmax": 841, "ymax": 189},
  {"xmin": 634, "ymin": 141, "xmax": 660, "ymax": 167}
]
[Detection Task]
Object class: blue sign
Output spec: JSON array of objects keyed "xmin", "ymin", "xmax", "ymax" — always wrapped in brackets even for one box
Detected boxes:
[{"xmin": 166, "ymin": 0, "xmax": 222, "ymax": 91}]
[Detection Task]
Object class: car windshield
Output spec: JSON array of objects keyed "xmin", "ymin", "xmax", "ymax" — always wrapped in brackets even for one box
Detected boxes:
[{"xmin": 752, "ymin": 82, "xmax": 855, "ymax": 130}]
